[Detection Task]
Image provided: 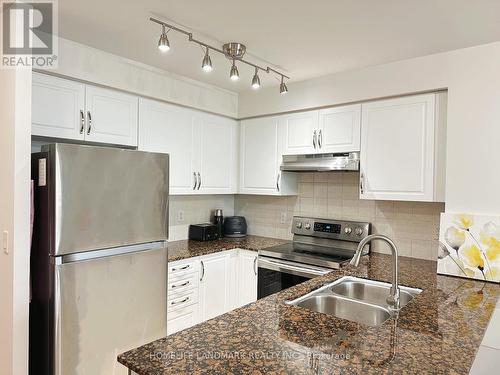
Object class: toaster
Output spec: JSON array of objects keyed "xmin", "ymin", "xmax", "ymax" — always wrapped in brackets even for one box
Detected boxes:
[
  {"xmin": 223, "ymin": 216, "xmax": 247, "ymax": 238},
  {"xmin": 189, "ymin": 223, "xmax": 219, "ymax": 241}
]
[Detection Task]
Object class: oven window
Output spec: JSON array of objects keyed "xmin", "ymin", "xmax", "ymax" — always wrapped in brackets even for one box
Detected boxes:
[{"xmin": 257, "ymin": 267, "xmax": 309, "ymax": 299}]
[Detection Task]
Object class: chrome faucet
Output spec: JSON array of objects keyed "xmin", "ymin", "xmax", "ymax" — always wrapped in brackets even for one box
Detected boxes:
[{"xmin": 350, "ymin": 234, "xmax": 401, "ymax": 310}]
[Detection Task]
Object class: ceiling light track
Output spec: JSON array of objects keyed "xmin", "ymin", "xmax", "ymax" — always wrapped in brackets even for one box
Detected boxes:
[{"xmin": 150, "ymin": 17, "xmax": 289, "ymax": 93}]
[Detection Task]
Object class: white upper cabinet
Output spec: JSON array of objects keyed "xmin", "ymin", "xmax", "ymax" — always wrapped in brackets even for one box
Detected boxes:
[
  {"xmin": 84, "ymin": 86, "xmax": 138, "ymax": 146},
  {"xmin": 240, "ymin": 117, "xmax": 297, "ymax": 195},
  {"xmin": 281, "ymin": 106, "xmax": 361, "ymax": 155},
  {"xmin": 139, "ymin": 99, "xmax": 238, "ymax": 195},
  {"xmin": 319, "ymin": 104, "xmax": 361, "ymax": 153},
  {"xmin": 139, "ymin": 99, "xmax": 196, "ymax": 194},
  {"xmin": 32, "ymin": 73, "xmax": 85, "ymax": 141},
  {"xmin": 32, "ymin": 73, "xmax": 138, "ymax": 146},
  {"xmin": 360, "ymin": 93, "xmax": 446, "ymax": 202},
  {"xmin": 282, "ymin": 111, "xmax": 319, "ymax": 155},
  {"xmin": 197, "ymin": 114, "xmax": 239, "ymax": 194}
]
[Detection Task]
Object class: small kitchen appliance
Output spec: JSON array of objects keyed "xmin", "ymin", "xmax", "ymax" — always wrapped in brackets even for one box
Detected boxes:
[
  {"xmin": 213, "ymin": 209, "xmax": 224, "ymax": 239},
  {"xmin": 223, "ymin": 216, "xmax": 247, "ymax": 238},
  {"xmin": 189, "ymin": 223, "xmax": 219, "ymax": 241}
]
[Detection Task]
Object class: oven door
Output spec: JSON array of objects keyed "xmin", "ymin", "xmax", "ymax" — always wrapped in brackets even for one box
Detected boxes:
[{"xmin": 257, "ymin": 257, "xmax": 331, "ymax": 299}]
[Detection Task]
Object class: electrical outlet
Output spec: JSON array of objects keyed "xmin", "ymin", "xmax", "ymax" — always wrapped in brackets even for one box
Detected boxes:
[
  {"xmin": 280, "ymin": 212, "xmax": 287, "ymax": 224},
  {"xmin": 177, "ymin": 210, "xmax": 185, "ymax": 222}
]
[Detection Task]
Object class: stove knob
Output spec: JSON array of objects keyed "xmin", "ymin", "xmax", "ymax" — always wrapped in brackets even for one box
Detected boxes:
[
  {"xmin": 304, "ymin": 223, "xmax": 311, "ymax": 230},
  {"xmin": 344, "ymin": 227, "xmax": 352, "ymax": 235},
  {"xmin": 355, "ymin": 227, "xmax": 364, "ymax": 236},
  {"xmin": 296, "ymin": 222, "xmax": 303, "ymax": 229}
]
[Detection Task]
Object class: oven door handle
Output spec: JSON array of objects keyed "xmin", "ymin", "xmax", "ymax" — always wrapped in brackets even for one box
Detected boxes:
[{"xmin": 258, "ymin": 258, "xmax": 330, "ymax": 278}]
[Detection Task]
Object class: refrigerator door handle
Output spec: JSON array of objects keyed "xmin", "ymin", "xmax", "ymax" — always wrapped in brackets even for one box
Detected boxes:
[{"xmin": 54, "ymin": 262, "xmax": 62, "ymax": 375}]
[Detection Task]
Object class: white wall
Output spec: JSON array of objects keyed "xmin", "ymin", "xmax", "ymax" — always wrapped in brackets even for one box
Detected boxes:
[
  {"xmin": 42, "ymin": 38, "xmax": 239, "ymax": 118},
  {"xmin": 239, "ymin": 41, "xmax": 500, "ymax": 216},
  {"xmin": 0, "ymin": 68, "xmax": 32, "ymax": 375}
]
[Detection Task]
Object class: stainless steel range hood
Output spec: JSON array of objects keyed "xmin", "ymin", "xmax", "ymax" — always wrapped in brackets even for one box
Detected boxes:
[{"xmin": 280, "ymin": 152, "xmax": 360, "ymax": 172}]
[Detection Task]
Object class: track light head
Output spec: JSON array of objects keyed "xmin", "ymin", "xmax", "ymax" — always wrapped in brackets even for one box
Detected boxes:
[
  {"xmin": 201, "ymin": 48, "xmax": 212, "ymax": 72},
  {"xmin": 158, "ymin": 26, "xmax": 170, "ymax": 52},
  {"xmin": 280, "ymin": 76, "xmax": 288, "ymax": 94},
  {"xmin": 230, "ymin": 60, "xmax": 239, "ymax": 81},
  {"xmin": 251, "ymin": 68, "xmax": 260, "ymax": 89}
]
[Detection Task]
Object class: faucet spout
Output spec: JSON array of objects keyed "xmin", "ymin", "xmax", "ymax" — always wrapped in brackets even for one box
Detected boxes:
[{"xmin": 350, "ymin": 234, "xmax": 401, "ymax": 310}]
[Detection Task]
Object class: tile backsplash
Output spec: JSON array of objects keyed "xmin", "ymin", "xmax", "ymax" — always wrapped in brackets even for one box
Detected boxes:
[
  {"xmin": 169, "ymin": 195, "xmax": 234, "ymax": 241},
  {"xmin": 234, "ymin": 172, "xmax": 444, "ymax": 260}
]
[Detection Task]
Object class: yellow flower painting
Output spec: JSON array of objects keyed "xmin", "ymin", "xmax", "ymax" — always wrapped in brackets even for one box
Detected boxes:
[{"xmin": 438, "ymin": 213, "xmax": 500, "ymax": 283}]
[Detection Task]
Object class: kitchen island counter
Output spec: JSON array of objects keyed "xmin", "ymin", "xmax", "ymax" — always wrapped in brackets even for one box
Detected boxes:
[{"xmin": 119, "ymin": 252, "xmax": 500, "ymax": 374}]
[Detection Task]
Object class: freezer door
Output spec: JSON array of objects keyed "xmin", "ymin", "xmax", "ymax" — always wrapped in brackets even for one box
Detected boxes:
[
  {"xmin": 46, "ymin": 143, "xmax": 169, "ymax": 256},
  {"xmin": 54, "ymin": 247, "xmax": 167, "ymax": 375}
]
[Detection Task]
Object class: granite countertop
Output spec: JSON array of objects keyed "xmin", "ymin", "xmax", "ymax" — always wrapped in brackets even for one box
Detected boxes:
[
  {"xmin": 119, "ymin": 247, "xmax": 500, "ymax": 374},
  {"xmin": 167, "ymin": 235, "xmax": 288, "ymax": 262}
]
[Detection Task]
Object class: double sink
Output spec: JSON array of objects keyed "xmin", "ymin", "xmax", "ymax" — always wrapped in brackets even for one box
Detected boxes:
[{"xmin": 286, "ymin": 276, "xmax": 422, "ymax": 326}]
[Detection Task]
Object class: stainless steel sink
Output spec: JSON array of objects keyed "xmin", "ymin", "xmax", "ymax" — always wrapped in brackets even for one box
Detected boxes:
[{"xmin": 286, "ymin": 276, "xmax": 422, "ymax": 326}]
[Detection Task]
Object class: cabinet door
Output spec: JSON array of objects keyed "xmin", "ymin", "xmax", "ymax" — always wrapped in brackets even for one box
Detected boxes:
[
  {"xmin": 238, "ymin": 250, "xmax": 258, "ymax": 307},
  {"xmin": 360, "ymin": 94, "xmax": 436, "ymax": 201},
  {"xmin": 319, "ymin": 104, "xmax": 361, "ymax": 153},
  {"xmin": 240, "ymin": 118, "xmax": 280, "ymax": 194},
  {"xmin": 198, "ymin": 114, "xmax": 238, "ymax": 194},
  {"xmin": 32, "ymin": 73, "xmax": 85, "ymax": 140},
  {"xmin": 85, "ymin": 86, "xmax": 138, "ymax": 146},
  {"xmin": 199, "ymin": 252, "xmax": 231, "ymax": 321},
  {"xmin": 282, "ymin": 111, "xmax": 319, "ymax": 155},
  {"xmin": 139, "ymin": 99, "xmax": 197, "ymax": 194}
]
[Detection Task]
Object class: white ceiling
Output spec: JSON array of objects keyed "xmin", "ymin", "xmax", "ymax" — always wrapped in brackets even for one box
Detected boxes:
[{"xmin": 59, "ymin": 0, "xmax": 500, "ymax": 93}]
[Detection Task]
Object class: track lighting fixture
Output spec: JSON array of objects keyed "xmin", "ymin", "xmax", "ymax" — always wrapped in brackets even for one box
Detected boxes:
[
  {"xmin": 151, "ymin": 17, "xmax": 290, "ymax": 93},
  {"xmin": 201, "ymin": 48, "xmax": 212, "ymax": 72},
  {"xmin": 251, "ymin": 68, "xmax": 260, "ymax": 89},
  {"xmin": 280, "ymin": 76, "xmax": 288, "ymax": 94},
  {"xmin": 158, "ymin": 25, "xmax": 170, "ymax": 52},
  {"xmin": 230, "ymin": 60, "xmax": 239, "ymax": 81}
]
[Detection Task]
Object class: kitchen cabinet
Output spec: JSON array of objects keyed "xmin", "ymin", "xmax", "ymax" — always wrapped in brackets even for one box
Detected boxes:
[
  {"xmin": 240, "ymin": 117, "xmax": 297, "ymax": 195},
  {"xmin": 198, "ymin": 252, "xmax": 232, "ymax": 321},
  {"xmin": 32, "ymin": 72, "xmax": 85, "ymax": 141},
  {"xmin": 360, "ymin": 93, "xmax": 446, "ymax": 202},
  {"xmin": 139, "ymin": 98, "xmax": 238, "ymax": 195},
  {"xmin": 282, "ymin": 105, "xmax": 361, "ymax": 155},
  {"xmin": 237, "ymin": 250, "xmax": 258, "ymax": 306},
  {"xmin": 32, "ymin": 73, "xmax": 138, "ymax": 146},
  {"xmin": 84, "ymin": 86, "xmax": 138, "ymax": 146}
]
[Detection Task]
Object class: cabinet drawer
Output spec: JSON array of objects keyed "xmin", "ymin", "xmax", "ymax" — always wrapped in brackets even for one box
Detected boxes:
[
  {"xmin": 168, "ymin": 259, "xmax": 199, "ymax": 279},
  {"xmin": 167, "ymin": 303, "xmax": 199, "ymax": 336},
  {"xmin": 167, "ymin": 272, "xmax": 199, "ymax": 297},
  {"xmin": 167, "ymin": 288, "xmax": 198, "ymax": 312}
]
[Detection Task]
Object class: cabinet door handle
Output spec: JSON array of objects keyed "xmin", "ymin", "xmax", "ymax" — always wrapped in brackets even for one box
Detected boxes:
[
  {"xmin": 200, "ymin": 260, "xmax": 205, "ymax": 281},
  {"xmin": 171, "ymin": 296, "xmax": 190, "ymax": 306},
  {"xmin": 197, "ymin": 172, "xmax": 202, "ymax": 190},
  {"xmin": 318, "ymin": 129, "xmax": 322, "ymax": 148},
  {"xmin": 171, "ymin": 280, "xmax": 190, "ymax": 289},
  {"xmin": 193, "ymin": 172, "xmax": 197, "ymax": 190},
  {"xmin": 79, "ymin": 110, "xmax": 85, "ymax": 134},
  {"xmin": 172, "ymin": 264, "xmax": 190, "ymax": 272},
  {"xmin": 253, "ymin": 256, "xmax": 258, "ymax": 276},
  {"xmin": 360, "ymin": 172, "xmax": 365, "ymax": 195},
  {"xmin": 313, "ymin": 130, "xmax": 317, "ymax": 149},
  {"xmin": 276, "ymin": 173, "xmax": 280, "ymax": 192},
  {"xmin": 86, "ymin": 111, "xmax": 92, "ymax": 135}
]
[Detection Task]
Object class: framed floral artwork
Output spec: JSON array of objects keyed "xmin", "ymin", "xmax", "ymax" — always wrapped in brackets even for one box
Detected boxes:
[{"xmin": 438, "ymin": 213, "xmax": 500, "ymax": 283}]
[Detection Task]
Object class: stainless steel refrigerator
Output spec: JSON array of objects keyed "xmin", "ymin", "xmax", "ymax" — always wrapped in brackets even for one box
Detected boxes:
[{"xmin": 30, "ymin": 143, "xmax": 169, "ymax": 375}]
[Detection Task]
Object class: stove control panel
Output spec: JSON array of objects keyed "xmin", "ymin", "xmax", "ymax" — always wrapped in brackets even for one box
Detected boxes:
[{"xmin": 292, "ymin": 216, "xmax": 371, "ymax": 242}]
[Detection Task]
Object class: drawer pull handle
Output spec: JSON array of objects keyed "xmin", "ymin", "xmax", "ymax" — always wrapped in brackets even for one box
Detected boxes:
[
  {"xmin": 171, "ymin": 296, "xmax": 189, "ymax": 306},
  {"xmin": 171, "ymin": 264, "xmax": 190, "ymax": 272},
  {"xmin": 172, "ymin": 281, "xmax": 190, "ymax": 289}
]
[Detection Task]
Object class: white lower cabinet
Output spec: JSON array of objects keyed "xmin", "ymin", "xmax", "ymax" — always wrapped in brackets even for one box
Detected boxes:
[{"xmin": 166, "ymin": 249, "xmax": 258, "ymax": 335}]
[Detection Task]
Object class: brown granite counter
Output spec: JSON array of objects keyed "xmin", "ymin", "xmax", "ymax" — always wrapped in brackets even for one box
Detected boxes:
[
  {"xmin": 167, "ymin": 235, "xmax": 288, "ymax": 262},
  {"xmin": 119, "ymin": 252, "xmax": 500, "ymax": 374}
]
